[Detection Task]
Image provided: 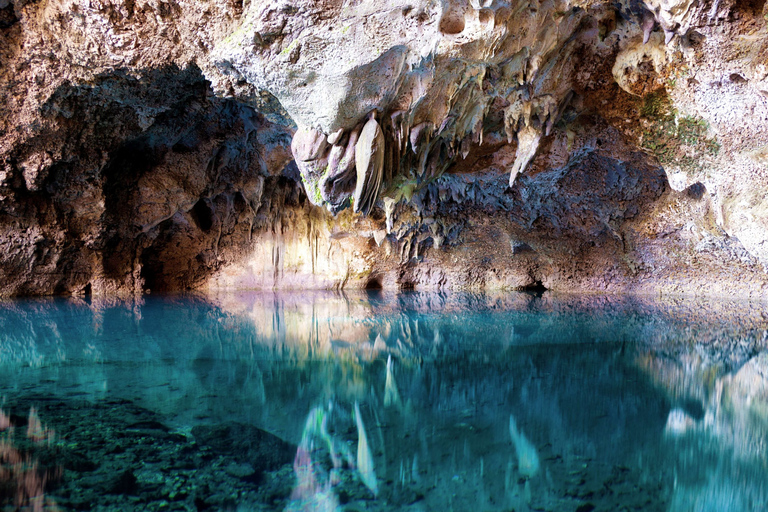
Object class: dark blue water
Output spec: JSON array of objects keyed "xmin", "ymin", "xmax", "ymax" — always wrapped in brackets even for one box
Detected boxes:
[{"xmin": 0, "ymin": 291, "xmax": 767, "ymax": 511}]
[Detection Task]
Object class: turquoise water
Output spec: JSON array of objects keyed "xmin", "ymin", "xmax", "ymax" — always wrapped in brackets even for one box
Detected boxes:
[{"xmin": 0, "ymin": 291, "xmax": 767, "ymax": 511}]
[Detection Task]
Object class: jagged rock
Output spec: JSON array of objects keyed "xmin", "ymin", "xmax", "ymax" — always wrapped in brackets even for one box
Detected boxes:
[
  {"xmin": 642, "ymin": 0, "xmax": 698, "ymax": 36},
  {"xmin": 509, "ymin": 146, "xmax": 668, "ymax": 242}
]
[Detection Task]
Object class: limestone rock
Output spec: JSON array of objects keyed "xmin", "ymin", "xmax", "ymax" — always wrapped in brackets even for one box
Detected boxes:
[
  {"xmin": 213, "ymin": 0, "xmax": 587, "ymax": 201},
  {"xmin": 613, "ymin": 32, "xmax": 668, "ymax": 96},
  {"xmin": 291, "ymin": 125, "xmax": 328, "ymax": 162},
  {"xmin": 321, "ymin": 124, "xmax": 362, "ymax": 211},
  {"xmin": 508, "ymin": 125, "xmax": 542, "ymax": 187},
  {"xmin": 353, "ymin": 115, "xmax": 385, "ymax": 215}
]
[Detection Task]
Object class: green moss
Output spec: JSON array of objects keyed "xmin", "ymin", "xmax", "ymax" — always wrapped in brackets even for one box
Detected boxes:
[
  {"xmin": 222, "ymin": 18, "xmax": 256, "ymax": 47},
  {"xmin": 280, "ymin": 39, "xmax": 298, "ymax": 57},
  {"xmin": 398, "ymin": 179, "xmax": 419, "ymax": 201},
  {"xmin": 384, "ymin": 175, "xmax": 420, "ymax": 202},
  {"xmin": 639, "ymin": 91, "xmax": 720, "ymax": 174},
  {"xmin": 301, "ymin": 175, "xmax": 324, "ymax": 205},
  {"xmin": 640, "ymin": 90, "xmax": 671, "ymax": 119}
]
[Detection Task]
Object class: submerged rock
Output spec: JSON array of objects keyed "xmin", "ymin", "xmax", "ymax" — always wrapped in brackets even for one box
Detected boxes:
[{"xmin": 192, "ymin": 422, "xmax": 296, "ymax": 475}]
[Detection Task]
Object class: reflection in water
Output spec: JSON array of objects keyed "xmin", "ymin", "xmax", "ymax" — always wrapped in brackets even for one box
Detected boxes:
[
  {"xmin": 0, "ymin": 291, "xmax": 766, "ymax": 510},
  {"xmin": 354, "ymin": 401, "xmax": 378, "ymax": 497},
  {"xmin": 0, "ymin": 404, "xmax": 60, "ymax": 511},
  {"xmin": 637, "ymin": 350, "xmax": 768, "ymax": 512},
  {"xmin": 384, "ymin": 355, "xmax": 401, "ymax": 408},
  {"xmin": 288, "ymin": 405, "xmax": 344, "ymax": 512},
  {"xmin": 509, "ymin": 414, "xmax": 539, "ymax": 480}
]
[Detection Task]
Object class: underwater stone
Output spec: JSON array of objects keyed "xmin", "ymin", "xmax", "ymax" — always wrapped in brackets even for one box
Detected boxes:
[{"xmin": 192, "ymin": 423, "xmax": 296, "ymax": 475}]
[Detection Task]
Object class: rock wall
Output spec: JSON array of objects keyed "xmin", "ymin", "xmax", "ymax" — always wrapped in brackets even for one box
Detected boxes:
[{"xmin": 1, "ymin": 0, "xmax": 768, "ymax": 297}]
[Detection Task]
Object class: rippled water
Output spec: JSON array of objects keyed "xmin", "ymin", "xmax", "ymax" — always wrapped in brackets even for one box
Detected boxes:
[{"xmin": 0, "ymin": 291, "xmax": 767, "ymax": 511}]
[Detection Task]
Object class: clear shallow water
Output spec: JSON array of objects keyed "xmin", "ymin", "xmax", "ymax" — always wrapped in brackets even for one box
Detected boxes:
[{"xmin": 0, "ymin": 291, "xmax": 767, "ymax": 511}]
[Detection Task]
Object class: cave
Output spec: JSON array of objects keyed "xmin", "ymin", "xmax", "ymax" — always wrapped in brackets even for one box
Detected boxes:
[{"xmin": 1, "ymin": 1, "xmax": 767, "ymax": 510}]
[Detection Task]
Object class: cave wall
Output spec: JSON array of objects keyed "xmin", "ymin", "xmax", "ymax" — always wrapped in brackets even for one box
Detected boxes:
[{"xmin": 1, "ymin": 0, "xmax": 768, "ymax": 297}]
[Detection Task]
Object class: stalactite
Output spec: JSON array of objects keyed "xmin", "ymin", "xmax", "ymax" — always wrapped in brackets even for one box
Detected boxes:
[{"xmin": 353, "ymin": 113, "xmax": 385, "ymax": 215}]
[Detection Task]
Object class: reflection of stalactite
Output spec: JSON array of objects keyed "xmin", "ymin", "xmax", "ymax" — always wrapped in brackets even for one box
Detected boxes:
[
  {"xmin": 272, "ymin": 296, "xmax": 282, "ymax": 338},
  {"xmin": 311, "ymin": 301, "xmax": 321, "ymax": 357},
  {"xmin": 384, "ymin": 355, "xmax": 402, "ymax": 408},
  {"xmin": 0, "ymin": 406, "xmax": 61, "ymax": 511},
  {"xmin": 509, "ymin": 414, "xmax": 539, "ymax": 479},
  {"xmin": 355, "ymin": 401, "xmax": 379, "ymax": 496}
]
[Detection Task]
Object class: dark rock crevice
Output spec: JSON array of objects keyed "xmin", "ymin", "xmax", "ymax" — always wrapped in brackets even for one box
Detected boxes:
[{"xmin": 0, "ymin": 63, "xmax": 295, "ymax": 296}]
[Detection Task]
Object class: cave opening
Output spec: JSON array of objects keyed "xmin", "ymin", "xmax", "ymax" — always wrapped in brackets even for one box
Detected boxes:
[
  {"xmin": 734, "ymin": 0, "xmax": 766, "ymax": 17},
  {"xmin": 192, "ymin": 199, "xmax": 214, "ymax": 232},
  {"xmin": 365, "ymin": 276, "xmax": 383, "ymax": 290},
  {"xmin": 521, "ymin": 280, "xmax": 548, "ymax": 293},
  {"xmin": 139, "ymin": 247, "xmax": 162, "ymax": 293}
]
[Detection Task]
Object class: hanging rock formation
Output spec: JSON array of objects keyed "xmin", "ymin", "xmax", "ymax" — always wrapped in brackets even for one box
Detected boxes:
[
  {"xmin": 1, "ymin": 0, "xmax": 768, "ymax": 296},
  {"xmin": 353, "ymin": 113, "xmax": 386, "ymax": 215},
  {"xmin": 213, "ymin": 0, "xmax": 589, "ymax": 209}
]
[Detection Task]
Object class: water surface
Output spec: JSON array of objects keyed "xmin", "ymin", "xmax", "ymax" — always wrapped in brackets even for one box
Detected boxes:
[{"xmin": 0, "ymin": 291, "xmax": 767, "ymax": 511}]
